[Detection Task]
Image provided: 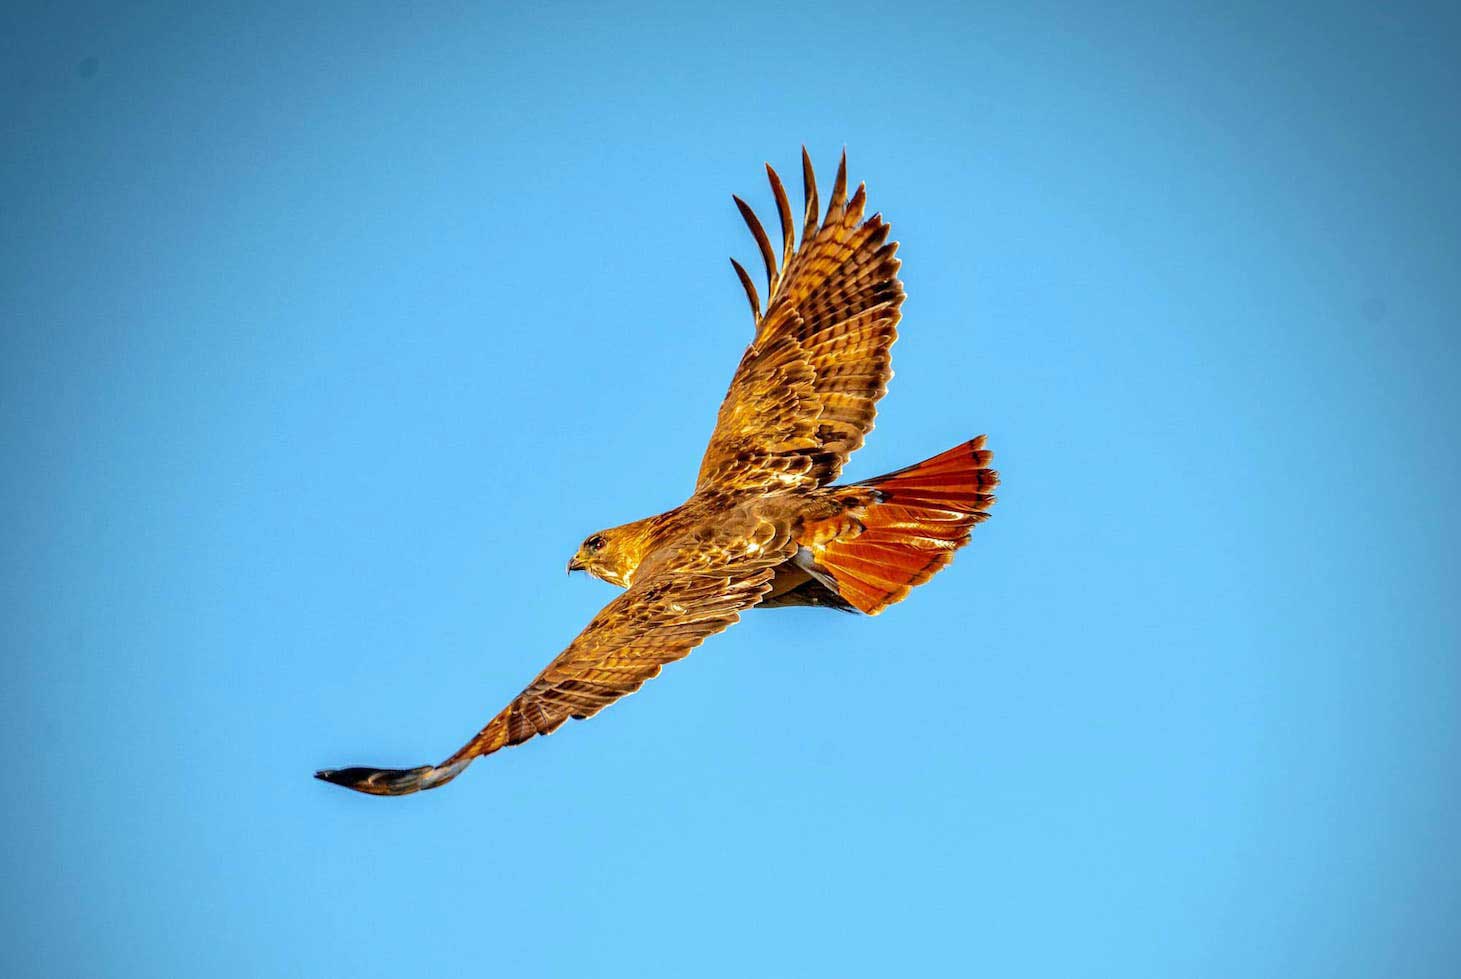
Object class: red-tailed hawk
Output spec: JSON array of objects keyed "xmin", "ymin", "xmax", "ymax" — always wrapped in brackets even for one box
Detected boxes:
[{"xmin": 318, "ymin": 150, "xmax": 998, "ymax": 796}]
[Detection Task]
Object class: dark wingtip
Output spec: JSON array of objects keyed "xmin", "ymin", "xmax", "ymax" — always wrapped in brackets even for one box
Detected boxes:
[{"xmin": 314, "ymin": 764, "xmax": 452, "ymax": 797}]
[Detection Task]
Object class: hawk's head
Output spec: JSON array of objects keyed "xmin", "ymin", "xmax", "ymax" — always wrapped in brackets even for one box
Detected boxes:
[{"xmin": 568, "ymin": 521, "xmax": 652, "ymax": 588}]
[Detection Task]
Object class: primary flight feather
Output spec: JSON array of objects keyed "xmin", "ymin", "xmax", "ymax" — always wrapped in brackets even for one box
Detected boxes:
[{"xmin": 317, "ymin": 149, "xmax": 998, "ymax": 796}]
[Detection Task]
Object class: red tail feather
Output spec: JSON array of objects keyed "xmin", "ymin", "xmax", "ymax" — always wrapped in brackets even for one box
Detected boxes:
[{"xmin": 816, "ymin": 437, "xmax": 997, "ymax": 614}]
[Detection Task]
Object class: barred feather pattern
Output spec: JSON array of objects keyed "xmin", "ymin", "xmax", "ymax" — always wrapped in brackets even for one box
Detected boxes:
[{"xmin": 697, "ymin": 149, "xmax": 904, "ymax": 495}]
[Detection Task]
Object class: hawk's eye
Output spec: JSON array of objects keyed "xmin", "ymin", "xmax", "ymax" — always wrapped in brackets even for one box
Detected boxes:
[{"xmin": 585, "ymin": 535, "xmax": 606, "ymax": 553}]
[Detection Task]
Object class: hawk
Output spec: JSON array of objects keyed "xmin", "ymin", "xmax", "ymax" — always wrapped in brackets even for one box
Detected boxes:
[{"xmin": 317, "ymin": 150, "xmax": 998, "ymax": 796}]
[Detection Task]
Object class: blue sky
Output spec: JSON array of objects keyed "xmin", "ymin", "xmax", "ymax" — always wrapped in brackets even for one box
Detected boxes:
[{"xmin": 3, "ymin": 2, "xmax": 1458, "ymax": 976}]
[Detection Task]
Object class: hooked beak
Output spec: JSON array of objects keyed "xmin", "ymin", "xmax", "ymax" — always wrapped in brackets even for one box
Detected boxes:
[{"xmin": 567, "ymin": 555, "xmax": 585, "ymax": 574}]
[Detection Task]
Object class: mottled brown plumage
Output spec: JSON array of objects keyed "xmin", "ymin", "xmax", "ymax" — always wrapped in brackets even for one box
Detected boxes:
[{"xmin": 317, "ymin": 150, "xmax": 998, "ymax": 796}]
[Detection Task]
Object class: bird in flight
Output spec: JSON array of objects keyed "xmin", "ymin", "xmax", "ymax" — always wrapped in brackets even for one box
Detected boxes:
[{"xmin": 317, "ymin": 149, "xmax": 998, "ymax": 796}]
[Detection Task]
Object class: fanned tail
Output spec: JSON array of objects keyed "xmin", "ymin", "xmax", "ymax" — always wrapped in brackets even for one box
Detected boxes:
[{"xmin": 816, "ymin": 436, "xmax": 998, "ymax": 615}]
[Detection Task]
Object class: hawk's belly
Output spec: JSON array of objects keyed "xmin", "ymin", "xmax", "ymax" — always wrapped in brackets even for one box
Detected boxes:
[{"xmin": 758, "ymin": 556, "xmax": 856, "ymax": 612}]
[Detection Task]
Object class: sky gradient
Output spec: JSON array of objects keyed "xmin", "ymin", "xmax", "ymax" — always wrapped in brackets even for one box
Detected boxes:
[{"xmin": 4, "ymin": 2, "xmax": 1459, "ymax": 976}]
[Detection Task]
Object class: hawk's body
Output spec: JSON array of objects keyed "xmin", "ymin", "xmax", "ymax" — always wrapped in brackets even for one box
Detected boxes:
[{"xmin": 318, "ymin": 150, "xmax": 998, "ymax": 796}]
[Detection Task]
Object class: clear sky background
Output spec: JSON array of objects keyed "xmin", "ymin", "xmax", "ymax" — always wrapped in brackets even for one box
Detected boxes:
[{"xmin": 4, "ymin": 2, "xmax": 1458, "ymax": 976}]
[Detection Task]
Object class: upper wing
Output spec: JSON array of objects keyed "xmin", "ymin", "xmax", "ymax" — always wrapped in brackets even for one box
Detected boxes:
[
  {"xmin": 316, "ymin": 515, "xmax": 796, "ymax": 796},
  {"xmin": 695, "ymin": 149, "xmax": 905, "ymax": 495}
]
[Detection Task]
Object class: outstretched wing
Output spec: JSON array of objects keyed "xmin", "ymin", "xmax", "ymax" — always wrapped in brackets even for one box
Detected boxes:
[
  {"xmin": 316, "ymin": 516, "xmax": 796, "ymax": 796},
  {"xmin": 696, "ymin": 149, "xmax": 905, "ymax": 495}
]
